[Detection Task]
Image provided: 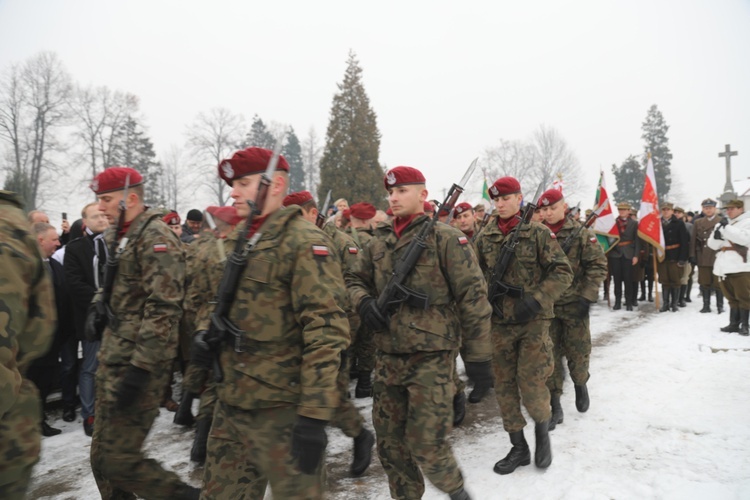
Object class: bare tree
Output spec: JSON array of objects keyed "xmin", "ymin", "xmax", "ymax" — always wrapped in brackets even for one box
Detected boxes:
[
  {"xmin": 302, "ymin": 126, "xmax": 322, "ymax": 199},
  {"xmin": 185, "ymin": 107, "xmax": 245, "ymax": 206},
  {"xmin": 159, "ymin": 144, "xmax": 188, "ymax": 211},
  {"xmin": 483, "ymin": 138, "xmax": 537, "ymax": 188}
]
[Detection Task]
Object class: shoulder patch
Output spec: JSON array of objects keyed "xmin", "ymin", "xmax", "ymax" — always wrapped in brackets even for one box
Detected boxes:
[
  {"xmin": 348, "ymin": 246, "xmax": 359, "ymax": 254},
  {"xmin": 312, "ymin": 245, "xmax": 330, "ymax": 256},
  {"xmin": 458, "ymin": 236, "xmax": 469, "ymax": 245},
  {"xmin": 590, "ymin": 236, "xmax": 597, "ymax": 244},
  {"xmin": 153, "ymin": 243, "xmax": 168, "ymax": 253},
  {"xmin": 550, "ymin": 232, "xmax": 556, "ymax": 239}
]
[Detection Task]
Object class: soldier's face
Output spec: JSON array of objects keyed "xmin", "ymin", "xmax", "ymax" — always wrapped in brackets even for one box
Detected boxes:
[
  {"xmin": 474, "ymin": 209, "xmax": 484, "ymax": 222},
  {"xmin": 83, "ymin": 205, "xmax": 110, "ymax": 233},
  {"xmin": 455, "ymin": 210, "xmax": 474, "ymax": 232},
  {"xmin": 230, "ymin": 175, "xmax": 261, "ymax": 218},
  {"xmin": 661, "ymin": 208, "xmax": 674, "ymax": 219},
  {"xmin": 540, "ymin": 201, "xmax": 566, "ymax": 224},
  {"xmin": 703, "ymin": 206, "xmax": 716, "ymax": 217},
  {"xmin": 388, "ymin": 185, "xmax": 427, "ymax": 217},
  {"xmin": 494, "ymin": 193, "xmax": 522, "ymax": 219},
  {"xmin": 97, "ymin": 191, "xmax": 125, "ymax": 224},
  {"xmin": 727, "ymin": 206, "xmax": 743, "ymax": 219}
]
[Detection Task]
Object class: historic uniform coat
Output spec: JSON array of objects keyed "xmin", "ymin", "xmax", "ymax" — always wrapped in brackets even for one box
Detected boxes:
[
  {"xmin": 692, "ymin": 214, "xmax": 721, "ymax": 287},
  {"xmin": 608, "ymin": 216, "xmax": 641, "ymax": 307},
  {"xmin": 708, "ymin": 211, "xmax": 750, "ymax": 310}
]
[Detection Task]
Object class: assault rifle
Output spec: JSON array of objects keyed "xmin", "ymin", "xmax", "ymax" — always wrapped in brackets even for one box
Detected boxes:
[
  {"xmin": 486, "ymin": 182, "xmax": 545, "ymax": 319},
  {"xmin": 316, "ymin": 190, "xmax": 332, "ymax": 229},
  {"xmin": 471, "ymin": 211, "xmax": 492, "ymax": 243},
  {"xmin": 560, "ymin": 202, "xmax": 606, "ymax": 254},
  {"xmin": 83, "ymin": 175, "xmax": 131, "ymax": 341},
  {"xmin": 375, "ymin": 158, "xmax": 478, "ymax": 315},
  {"xmin": 202, "ymin": 138, "xmax": 285, "ymax": 382}
]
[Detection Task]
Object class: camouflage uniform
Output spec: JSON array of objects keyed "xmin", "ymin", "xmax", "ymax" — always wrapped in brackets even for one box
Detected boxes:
[
  {"xmin": 348, "ymin": 226, "xmax": 377, "ymax": 379},
  {"xmin": 89, "ymin": 208, "xmax": 190, "ymax": 499},
  {"xmin": 199, "ymin": 206, "xmax": 349, "ymax": 500},
  {"xmin": 475, "ymin": 217, "xmax": 573, "ymax": 432},
  {"xmin": 0, "ymin": 191, "xmax": 56, "ymax": 500},
  {"xmin": 346, "ymin": 216, "xmax": 492, "ymax": 499},
  {"xmin": 546, "ymin": 219, "xmax": 607, "ymax": 398}
]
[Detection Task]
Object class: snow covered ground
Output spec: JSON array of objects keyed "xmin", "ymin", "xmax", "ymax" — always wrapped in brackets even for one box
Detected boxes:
[{"xmin": 27, "ymin": 296, "xmax": 750, "ymax": 499}]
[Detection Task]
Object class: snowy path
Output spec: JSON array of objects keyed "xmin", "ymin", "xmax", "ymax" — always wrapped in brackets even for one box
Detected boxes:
[{"xmin": 27, "ymin": 298, "xmax": 750, "ymax": 499}]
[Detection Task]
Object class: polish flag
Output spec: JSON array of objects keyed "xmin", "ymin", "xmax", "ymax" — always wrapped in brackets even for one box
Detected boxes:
[{"xmin": 637, "ymin": 155, "xmax": 665, "ymax": 261}]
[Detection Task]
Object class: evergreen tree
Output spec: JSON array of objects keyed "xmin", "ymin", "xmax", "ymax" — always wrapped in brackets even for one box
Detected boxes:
[
  {"xmin": 245, "ymin": 115, "xmax": 276, "ymax": 149},
  {"xmin": 283, "ymin": 127, "xmax": 305, "ymax": 192},
  {"xmin": 319, "ymin": 51, "xmax": 385, "ymax": 208},
  {"xmin": 611, "ymin": 155, "xmax": 643, "ymax": 208},
  {"xmin": 111, "ymin": 116, "xmax": 163, "ymax": 206},
  {"xmin": 641, "ymin": 104, "xmax": 672, "ymax": 198}
]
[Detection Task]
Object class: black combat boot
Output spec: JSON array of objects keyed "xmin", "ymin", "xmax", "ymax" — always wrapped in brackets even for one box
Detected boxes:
[
  {"xmin": 670, "ymin": 288, "xmax": 680, "ymax": 312},
  {"xmin": 174, "ymin": 484, "xmax": 201, "ymax": 500},
  {"xmin": 449, "ymin": 487, "xmax": 472, "ymax": 500},
  {"xmin": 721, "ymin": 308, "xmax": 741, "ymax": 332},
  {"xmin": 534, "ymin": 420, "xmax": 552, "ymax": 469},
  {"xmin": 493, "ymin": 430, "xmax": 531, "ymax": 475},
  {"xmin": 700, "ymin": 287, "xmax": 711, "ymax": 313},
  {"xmin": 41, "ymin": 419, "xmax": 62, "ymax": 437},
  {"xmin": 453, "ymin": 392, "xmax": 466, "ymax": 427},
  {"xmin": 686, "ymin": 278, "xmax": 693, "ymax": 302},
  {"xmin": 716, "ymin": 289, "xmax": 725, "ymax": 314},
  {"xmin": 173, "ymin": 391, "xmax": 195, "ymax": 426},
  {"xmin": 351, "ymin": 428, "xmax": 375, "ymax": 476},
  {"xmin": 190, "ymin": 418, "xmax": 211, "ymax": 464},
  {"xmin": 638, "ymin": 280, "xmax": 646, "ymax": 301},
  {"xmin": 613, "ymin": 293, "xmax": 622, "ymax": 310},
  {"xmin": 648, "ymin": 280, "xmax": 654, "ymax": 302},
  {"xmin": 678, "ymin": 285, "xmax": 687, "ymax": 307},
  {"xmin": 548, "ymin": 394, "xmax": 563, "ymax": 431},
  {"xmin": 355, "ymin": 371, "xmax": 373, "ymax": 398},
  {"xmin": 575, "ymin": 384, "xmax": 590, "ymax": 412},
  {"xmin": 659, "ymin": 286, "xmax": 670, "ymax": 312},
  {"xmin": 740, "ymin": 310, "xmax": 750, "ymax": 336}
]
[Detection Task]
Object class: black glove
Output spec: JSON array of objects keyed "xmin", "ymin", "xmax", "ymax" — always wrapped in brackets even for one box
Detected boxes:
[
  {"xmin": 719, "ymin": 217, "xmax": 729, "ymax": 228},
  {"xmin": 714, "ymin": 228, "xmax": 723, "ymax": 240},
  {"xmin": 291, "ymin": 416, "xmax": 328, "ymax": 474},
  {"xmin": 114, "ymin": 366, "xmax": 150, "ymax": 411},
  {"xmin": 191, "ymin": 330, "xmax": 215, "ymax": 369},
  {"xmin": 358, "ymin": 296, "xmax": 388, "ymax": 331},
  {"xmin": 574, "ymin": 297, "xmax": 592, "ymax": 318},
  {"xmin": 689, "ymin": 256, "xmax": 697, "ymax": 266},
  {"xmin": 465, "ymin": 361, "xmax": 493, "ymax": 388},
  {"xmin": 513, "ymin": 296, "xmax": 542, "ymax": 323},
  {"xmin": 83, "ymin": 300, "xmax": 108, "ymax": 342}
]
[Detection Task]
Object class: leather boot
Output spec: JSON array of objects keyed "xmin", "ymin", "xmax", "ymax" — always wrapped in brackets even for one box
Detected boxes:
[
  {"xmin": 355, "ymin": 371, "xmax": 373, "ymax": 398},
  {"xmin": 41, "ymin": 419, "xmax": 62, "ymax": 437},
  {"xmin": 190, "ymin": 418, "xmax": 211, "ymax": 464},
  {"xmin": 351, "ymin": 428, "xmax": 375, "ymax": 476},
  {"xmin": 173, "ymin": 391, "xmax": 195, "ymax": 426},
  {"xmin": 670, "ymin": 288, "xmax": 680, "ymax": 312},
  {"xmin": 575, "ymin": 384, "xmax": 590, "ymax": 412},
  {"xmin": 721, "ymin": 308, "xmax": 741, "ymax": 332},
  {"xmin": 659, "ymin": 286, "xmax": 670, "ymax": 312},
  {"xmin": 449, "ymin": 487, "xmax": 472, "ymax": 500},
  {"xmin": 648, "ymin": 280, "xmax": 654, "ymax": 302},
  {"xmin": 493, "ymin": 430, "xmax": 531, "ymax": 475},
  {"xmin": 453, "ymin": 392, "xmax": 466, "ymax": 427},
  {"xmin": 686, "ymin": 278, "xmax": 693, "ymax": 302},
  {"xmin": 716, "ymin": 289, "xmax": 725, "ymax": 314},
  {"xmin": 534, "ymin": 420, "xmax": 552, "ymax": 469},
  {"xmin": 548, "ymin": 394, "xmax": 563, "ymax": 431},
  {"xmin": 740, "ymin": 310, "xmax": 750, "ymax": 336},
  {"xmin": 699, "ymin": 287, "xmax": 711, "ymax": 313},
  {"xmin": 678, "ymin": 285, "xmax": 687, "ymax": 307},
  {"xmin": 638, "ymin": 280, "xmax": 646, "ymax": 301},
  {"xmin": 613, "ymin": 295, "xmax": 621, "ymax": 310}
]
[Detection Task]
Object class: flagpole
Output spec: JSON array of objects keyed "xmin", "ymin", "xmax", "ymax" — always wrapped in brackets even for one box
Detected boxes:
[{"xmin": 653, "ymin": 248, "xmax": 659, "ymax": 310}]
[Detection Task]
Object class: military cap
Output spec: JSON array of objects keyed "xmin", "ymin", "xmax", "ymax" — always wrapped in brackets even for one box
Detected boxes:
[
  {"xmin": 585, "ymin": 209, "xmax": 593, "ymax": 216},
  {"xmin": 538, "ymin": 189, "xmax": 563, "ymax": 207},
  {"xmin": 473, "ymin": 204, "xmax": 486, "ymax": 212},
  {"xmin": 349, "ymin": 202, "xmax": 376, "ymax": 220},
  {"xmin": 454, "ymin": 202, "xmax": 473, "ymax": 215},
  {"xmin": 186, "ymin": 209, "xmax": 203, "ymax": 222},
  {"xmin": 163, "ymin": 211, "xmax": 181, "ymax": 225},
  {"xmin": 341, "ymin": 209, "xmax": 351, "ymax": 220},
  {"xmin": 384, "ymin": 166, "xmax": 426, "ymax": 189},
  {"xmin": 660, "ymin": 202, "xmax": 674, "ymax": 210},
  {"xmin": 90, "ymin": 166, "xmax": 143, "ymax": 195},
  {"xmin": 282, "ymin": 190, "xmax": 315, "ymax": 208},
  {"xmin": 674, "ymin": 206, "xmax": 685, "ymax": 213},
  {"xmin": 424, "ymin": 201, "xmax": 435, "ymax": 214},
  {"xmin": 206, "ymin": 206, "xmax": 243, "ymax": 225},
  {"xmin": 726, "ymin": 199, "xmax": 744, "ymax": 209},
  {"xmin": 701, "ymin": 198, "xmax": 717, "ymax": 207},
  {"xmin": 616, "ymin": 202, "xmax": 631, "ymax": 210},
  {"xmin": 488, "ymin": 176, "xmax": 521, "ymax": 199},
  {"xmin": 219, "ymin": 147, "xmax": 290, "ymax": 186}
]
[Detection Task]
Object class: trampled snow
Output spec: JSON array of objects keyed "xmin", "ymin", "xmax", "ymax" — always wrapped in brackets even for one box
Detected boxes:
[{"xmin": 27, "ymin": 298, "xmax": 750, "ymax": 499}]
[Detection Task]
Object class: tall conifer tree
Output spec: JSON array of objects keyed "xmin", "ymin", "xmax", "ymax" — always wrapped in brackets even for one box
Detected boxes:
[
  {"xmin": 283, "ymin": 127, "xmax": 305, "ymax": 192},
  {"xmin": 641, "ymin": 104, "xmax": 672, "ymax": 199},
  {"xmin": 611, "ymin": 155, "xmax": 643, "ymax": 208}
]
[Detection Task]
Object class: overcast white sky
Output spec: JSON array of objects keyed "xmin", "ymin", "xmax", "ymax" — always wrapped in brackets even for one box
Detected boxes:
[{"xmin": 1, "ymin": 0, "xmax": 748, "ymax": 216}]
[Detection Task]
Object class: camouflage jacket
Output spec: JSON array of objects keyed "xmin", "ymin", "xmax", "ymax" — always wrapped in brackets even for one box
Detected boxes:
[
  {"xmin": 198, "ymin": 206, "xmax": 350, "ymax": 421},
  {"xmin": 553, "ymin": 218, "xmax": 608, "ymax": 305},
  {"xmin": 345, "ymin": 215, "xmax": 492, "ymax": 362},
  {"xmin": 183, "ymin": 231, "xmax": 227, "ymax": 336},
  {"xmin": 476, "ymin": 216, "xmax": 573, "ymax": 324},
  {"xmin": 99, "ymin": 208, "xmax": 185, "ymax": 372},
  {"xmin": 322, "ymin": 223, "xmax": 361, "ymax": 313},
  {"xmin": 349, "ymin": 226, "xmax": 374, "ymax": 250},
  {"xmin": 0, "ymin": 191, "xmax": 56, "ymax": 417}
]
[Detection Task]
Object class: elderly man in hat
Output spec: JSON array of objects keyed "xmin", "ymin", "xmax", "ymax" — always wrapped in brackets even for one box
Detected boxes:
[
  {"xmin": 691, "ymin": 198, "xmax": 724, "ymax": 313},
  {"xmin": 181, "ymin": 209, "xmax": 203, "ymax": 243},
  {"xmin": 657, "ymin": 202, "xmax": 689, "ymax": 312},
  {"xmin": 708, "ymin": 200, "xmax": 750, "ymax": 335},
  {"xmin": 608, "ymin": 202, "xmax": 641, "ymax": 310}
]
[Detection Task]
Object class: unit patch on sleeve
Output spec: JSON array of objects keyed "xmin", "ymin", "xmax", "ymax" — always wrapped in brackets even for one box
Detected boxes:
[
  {"xmin": 348, "ymin": 247, "xmax": 359, "ymax": 254},
  {"xmin": 458, "ymin": 236, "xmax": 469, "ymax": 245},
  {"xmin": 153, "ymin": 243, "xmax": 168, "ymax": 253},
  {"xmin": 312, "ymin": 245, "xmax": 330, "ymax": 256}
]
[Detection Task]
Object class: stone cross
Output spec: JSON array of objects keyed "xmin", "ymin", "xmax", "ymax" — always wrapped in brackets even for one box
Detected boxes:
[{"xmin": 719, "ymin": 144, "xmax": 738, "ymax": 194}]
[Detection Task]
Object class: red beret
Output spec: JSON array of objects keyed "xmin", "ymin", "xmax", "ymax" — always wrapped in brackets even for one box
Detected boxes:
[
  {"xmin": 219, "ymin": 147, "xmax": 290, "ymax": 186},
  {"xmin": 282, "ymin": 190, "xmax": 315, "ymax": 208},
  {"xmin": 386, "ymin": 207, "xmax": 393, "ymax": 216},
  {"xmin": 206, "ymin": 206, "xmax": 242, "ymax": 226},
  {"xmin": 349, "ymin": 202, "xmax": 376, "ymax": 220},
  {"xmin": 424, "ymin": 201, "xmax": 434, "ymax": 213},
  {"xmin": 342, "ymin": 209, "xmax": 351, "ymax": 220},
  {"xmin": 488, "ymin": 176, "xmax": 521, "ymax": 199},
  {"xmin": 454, "ymin": 202, "xmax": 473, "ymax": 215},
  {"xmin": 538, "ymin": 189, "xmax": 564, "ymax": 207},
  {"xmin": 90, "ymin": 166, "xmax": 143, "ymax": 195},
  {"xmin": 384, "ymin": 166, "xmax": 426, "ymax": 189},
  {"xmin": 163, "ymin": 211, "xmax": 181, "ymax": 225}
]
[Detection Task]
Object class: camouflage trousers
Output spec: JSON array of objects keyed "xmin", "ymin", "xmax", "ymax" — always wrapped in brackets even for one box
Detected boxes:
[
  {"xmin": 546, "ymin": 305, "xmax": 591, "ymax": 397},
  {"xmin": 352, "ymin": 323, "xmax": 376, "ymax": 373},
  {"xmin": 373, "ymin": 350, "xmax": 464, "ymax": 499},
  {"xmin": 183, "ymin": 363, "xmax": 218, "ymax": 422},
  {"xmin": 91, "ymin": 363, "xmax": 190, "ymax": 499},
  {"xmin": 492, "ymin": 320, "xmax": 553, "ymax": 432},
  {"xmin": 720, "ymin": 273, "xmax": 750, "ymax": 310},
  {"xmin": 0, "ymin": 381, "xmax": 41, "ymax": 500},
  {"xmin": 331, "ymin": 349, "xmax": 365, "ymax": 438},
  {"xmin": 201, "ymin": 402, "xmax": 325, "ymax": 500}
]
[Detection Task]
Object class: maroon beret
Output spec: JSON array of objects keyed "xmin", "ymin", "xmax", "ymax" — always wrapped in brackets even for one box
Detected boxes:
[
  {"xmin": 90, "ymin": 166, "xmax": 143, "ymax": 195},
  {"xmin": 163, "ymin": 211, "xmax": 181, "ymax": 225},
  {"xmin": 384, "ymin": 166, "xmax": 426, "ymax": 189},
  {"xmin": 488, "ymin": 176, "xmax": 521, "ymax": 199},
  {"xmin": 282, "ymin": 190, "xmax": 315, "ymax": 208},
  {"xmin": 386, "ymin": 207, "xmax": 393, "ymax": 216},
  {"xmin": 424, "ymin": 201, "xmax": 435, "ymax": 213},
  {"xmin": 349, "ymin": 202, "xmax": 376, "ymax": 220},
  {"xmin": 206, "ymin": 206, "xmax": 242, "ymax": 226},
  {"xmin": 342, "ymin": 209, "xmax": 351, "ymax": 220},
  {"xmin": 454, "ymin": 202, "xmax": 473, "ymax": 215},
  {"xmin": 219, "ymin": 147, "xmax": 290, "ymax": 186},
  {"xmin": 538, "ymin": 189, "xmax": 564, "ymax": 207}
]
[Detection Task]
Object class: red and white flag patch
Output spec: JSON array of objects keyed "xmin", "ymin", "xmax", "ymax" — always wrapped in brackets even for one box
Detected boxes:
[
  {"xmin": 590, "ymin": 236, "xmax": 597, "ymax": 244},
  {"xmin": 153, "ymin": 243, "xmax": 168, "ymax": 253},
  {"xmin": 458, "ymin": 236, "xmax": 469, "ymax": 245},
  {"xmin": 312, "ymin": 245, "xmax": 330, "ymax": 256},
  {"xmin": 550, "ymin": 232, "xmax": 557, "ymax": 239},
  {"xmin": 348, "ymin": 247, "xmax": 359, "ymax": 254}
]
